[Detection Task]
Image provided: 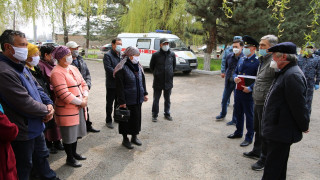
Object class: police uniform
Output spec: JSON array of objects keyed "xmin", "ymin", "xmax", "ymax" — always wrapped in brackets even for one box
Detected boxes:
[
  {"xmin": 297, "ymin": 53, "xmax": 320, "ymax": 115},
  {"xmin": 228, "ymin": 35, "xmax": 260, "ymax": 145}
]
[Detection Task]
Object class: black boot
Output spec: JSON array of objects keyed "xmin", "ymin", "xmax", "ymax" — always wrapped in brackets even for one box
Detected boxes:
[
  {"xmin": 46, "ymin": 140, "xmax": 57, "ymax": 154},
  {"xmin": 131, "ymin": 135, "xmax": 142, "ymax": 146},
  {"xmin": 72, "ymin": 141, "xmax": 86, "ymax": 160},
  {"xmin": 122, "ymin": 134, "xmax": 133, "ymax": 149},
  {"xmin": 64, "ymin": 143, "xmax": 82, "ymax": 167},
  {"xmin": 54, "ymin": 140, "xmax": 64, "ymax": 150}
]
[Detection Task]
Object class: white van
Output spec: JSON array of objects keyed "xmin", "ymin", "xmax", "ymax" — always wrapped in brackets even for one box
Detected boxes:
[{"xmin": 117, "ymin": 32, "xmax": 198, "ymax": 74}]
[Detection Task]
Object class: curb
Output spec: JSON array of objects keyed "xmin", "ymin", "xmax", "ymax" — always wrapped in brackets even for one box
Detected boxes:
[{"xmin": 84, "ymin": 58, "xmax": 220, "ymax": 75}]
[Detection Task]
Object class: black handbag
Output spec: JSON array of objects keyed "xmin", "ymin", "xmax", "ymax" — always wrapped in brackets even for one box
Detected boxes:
[{"xmin": 114, "ymin": 106, "xmax": 130, "ymax": 122}]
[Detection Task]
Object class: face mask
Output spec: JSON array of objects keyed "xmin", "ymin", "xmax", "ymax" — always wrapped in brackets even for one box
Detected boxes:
[
  {"xmin": 72, "ymin": 50, "xmax": 79, "ymax": 57},
  {"xmin": 259, "ymin": 49, "xmax": 268, "ymax": 57},
  {"xmin": 132, "ymin": 56, "xmax": 140, "ymax": 64},
  {"xmin": 65, "ymin": 55, "xmax": 73, "ymax": 65},
  {"xmin": 243, "ymin": 48, "xmax": 251, "ymax": 56},
  {"xmin": 115, "ymin": 45, "xmax": 122, "ymax": 53},
  {"xmin": 162, "ymin": 45, "xmax": 170, "ymax": 52},
  {"xmin": 11, "ymin": 45, "xmax": 28, "ymax": 61},
  {"xmin": 270, "ymin": 59, "xmax": 278, "ymax": 69},
  {"xmin": 233, "ymin": 48, "xmax": 240, "ymax": 54},
  {"xmin": 29, "ymin": 56, "xmax": 40, "ymax": 67}
]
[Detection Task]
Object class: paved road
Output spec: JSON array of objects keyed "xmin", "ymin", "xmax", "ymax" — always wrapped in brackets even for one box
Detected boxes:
[{"xmin": 49, "ymin": 60, "xmax": 320, "ymax": 180}]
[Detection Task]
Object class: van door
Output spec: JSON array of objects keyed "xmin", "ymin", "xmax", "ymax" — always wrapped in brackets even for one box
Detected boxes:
[{"xmin": 136, "ymin": 38, "xmax": 153, "ymax": 68}]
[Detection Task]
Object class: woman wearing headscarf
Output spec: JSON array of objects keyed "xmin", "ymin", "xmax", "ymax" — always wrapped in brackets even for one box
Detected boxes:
[
  {"xmin": 38, "ymin": 44, "xmax": 64, "ymax": 153},
  {"xmin": 50, "ymin": 46, "xmax": 88, "ymax": 167},
  {"xmin": 114, "ymin": 46, "xmax": 148, "ymax": 149},
  {"xmin": 27, "ymin": 43, "xmax": 64, "ymax": 154}
]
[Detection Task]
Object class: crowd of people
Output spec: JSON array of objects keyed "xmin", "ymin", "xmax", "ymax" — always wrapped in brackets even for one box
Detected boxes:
[{"xmin": 0, "ymin": 28, "xmax": 316, "ymax": 180}]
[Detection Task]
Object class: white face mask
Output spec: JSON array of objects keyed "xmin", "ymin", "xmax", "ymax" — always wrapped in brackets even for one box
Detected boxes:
[
  {"xmin": 65, "ymin": 55, "xmax": 73, "ymax": 65},
  {"xmin": 162, "ymin": 45, "xmax": 170, "ymax": 52},
  {"xmin": 11, "ymin": 45, "xmax": 28, "ymax": 61},
  {"xmin": 28, "ymin": 56, "xmax": 40, "ymax": 67},
  {"xmin": 132, "ymin": 56, "xmax": 140, "ymax": 64},
  {"xmin": 270, "ymin": 59, "xmax": 278, "ymax": 69},
  {"xmin": 72, "ymin": 50, "xmax": 79, "ymax": 57},
  {"xmin": 116, "ymin": 45, "xmax": 122, "ymax": 53},
  {"xmin": 233, "ymin": 48, "xmax": 240, "ymax": 54}
]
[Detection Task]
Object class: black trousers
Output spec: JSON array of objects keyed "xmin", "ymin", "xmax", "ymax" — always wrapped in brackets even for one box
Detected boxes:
[
  {"xmin": 262, "ymin": 140, "xmax": 291, "ymax": 180},
  {"xmin": 119, "ymin": 104, "xmax": 141, "ymax": 135},
  {"xmin": 252, "ymin": 104, "xmax": 267, "ymax": 162},
  {"xmin": 106, "ymin": 88, "xmax": 118, "ymax": 123},
  {"xmin": 152, "ymin": 88, "xmax": 172, "ymax": 117}
]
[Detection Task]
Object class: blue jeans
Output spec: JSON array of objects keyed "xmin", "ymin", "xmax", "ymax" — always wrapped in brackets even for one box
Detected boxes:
[
  {"xmin": 11, "ymin": 133, "xmax": 56, "ymax": 180},
  {"xmin": 152, "ymin": 88, "xmax": 172, "ymax": 117},
  {"xmin": 219, "ymin": 81, "xmax": 236, "ymax": 117}
]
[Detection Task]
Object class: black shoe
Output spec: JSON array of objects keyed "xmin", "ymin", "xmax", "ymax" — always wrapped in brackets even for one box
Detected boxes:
[
  {"xmin": 226, "ymin": 121, "xmax": 236, "ymax": 126},
  {"xmin": 152, "ymin": 116, "xmax": 158, "ymax": 122},
  {"xmin": 165, "ymin": 115, "xmax": 173, "ymax": 121},
  {"xmin": 251, "ymin": 160, "xmax": 265, "ymax": 171},
  {"xmin": 227, "ymin": 133, "xmax": 242, "ymax": 139},
  {"xmin": 49, "ymin": 146, "xmax": 58, "ymax": 154},
  {"xmin": 131, "ymin": 136, "xmax": 142, "ymax": 146},
  {"xmin": 66, "ymin": 158, "xmax": 82, "ymax": 167},
  {"xmin": 216, "ymin": 115, "xmax": 225, "ymax": 121},
  {"xmin": 240, "ymin": 140, "xmax": 252, "ymax": 147},
  {"xmin": 74, "ymin": 153, "xmax": 87, "ymax": 160},
  {"xmin": 122, "ymin": 138, "xmax": 134, "ymax": 149},
  {"xmin": 243, "ymin": 151, "xmax": 260, "ymax": 160},
  {"xmin": 87, "ymin": 127, "xmax": 100, "ymax": 133},
  {"xmin": 54, "ymin": 141, "xmax": 64, "ymax": 150},
  {"xmin": 106, "ymin": 122, "xmax": 114, "ymax": 129}
]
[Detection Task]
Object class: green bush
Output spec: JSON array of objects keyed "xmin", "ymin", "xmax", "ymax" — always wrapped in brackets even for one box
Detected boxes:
[{"xmin": 197, "ymin": 57, "xmax": 222, "ymax": 71}]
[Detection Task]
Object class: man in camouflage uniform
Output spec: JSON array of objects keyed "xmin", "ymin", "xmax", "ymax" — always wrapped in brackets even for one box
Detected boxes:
[{"xmin": 297, "ymin": 42, "xmax": 320, "ymax": 115}]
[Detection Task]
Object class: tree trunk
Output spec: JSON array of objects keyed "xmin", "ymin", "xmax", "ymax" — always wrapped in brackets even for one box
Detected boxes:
[
  {"xmin": 62, "ymin": 6, "xmax": 68, "ymax": 45},
  {"xmin": 85, "ymin": 7, "xmax": 90, "ymax": 58},
  {"xmin": 203, "ymin": 25, "xmax": 217, "ymax": 71}
]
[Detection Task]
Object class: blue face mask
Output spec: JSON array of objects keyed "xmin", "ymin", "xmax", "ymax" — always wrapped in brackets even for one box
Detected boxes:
[
  {"xmin": 115, "ymin": 45, "xmax": 122, "ymax": 53},
  {"xmin": 259, "ymin": 49, "xmax": 268, "ymax": 57},
  {"xmin": 243, "ymin": 48, "xmax": 251, "ymax": 56}
]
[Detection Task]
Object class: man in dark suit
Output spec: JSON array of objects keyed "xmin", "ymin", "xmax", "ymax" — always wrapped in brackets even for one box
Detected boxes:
[
  {"xmin": 103, "ymin": 38, "xmax": 122, "ymax": 129},
  {"xmin": 261, "ymin": 42, "xmax": 310, "ymax": 180}
]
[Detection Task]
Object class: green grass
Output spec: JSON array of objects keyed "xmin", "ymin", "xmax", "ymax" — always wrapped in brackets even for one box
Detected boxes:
[
  {"xmin": 197, "ymin": 57, "xmax": 221, "ymax": 71},
  {"xmin": 87, "ymin": 54, "xmax": 98, "ymax": 59}
]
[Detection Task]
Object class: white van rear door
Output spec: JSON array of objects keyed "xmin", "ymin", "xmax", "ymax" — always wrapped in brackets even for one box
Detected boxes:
[{"xmin": 136, "ymin": 38, "xmax": 154, "ymax": 68}]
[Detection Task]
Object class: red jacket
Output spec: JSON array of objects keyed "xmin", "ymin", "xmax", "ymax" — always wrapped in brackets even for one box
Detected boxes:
[{"xmin": 0, "ymin": 112, "xmax": 18, "ymax": 180}]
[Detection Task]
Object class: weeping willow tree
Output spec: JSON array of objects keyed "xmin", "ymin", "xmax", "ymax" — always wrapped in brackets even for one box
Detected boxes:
[{"xmin": 120, "ymin": 0, "xmax": 194, "ymax": 41}]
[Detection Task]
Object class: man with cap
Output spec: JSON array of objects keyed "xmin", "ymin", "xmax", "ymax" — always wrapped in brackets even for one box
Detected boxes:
[
  {"xmin": 0, "ymin": 29, "xmax": 59, "ymax": 179},
  {"xmin": 227, "ymin": 35, "xmax": 259, "ymax": 147},
  {"xmin": 216, "ymin": 38, "xmax": 244, "ymax": 124},
  {"xmin": 243, "ymin": 35, "xmax": 278, "ymax": 171},
  {"xmin": 150, "ymin": 38, "xmax": 176, "ymax": 122},
  {"xmin": 297, "ymin": 42, "xmax": 320, "ymax": 115},
  {"xmin": 66, "ymin": 41, "xmax": 100, "ymax": 133},
  {"xmin": 261, "ymin": 42, "xmax": 309, "ymax": 180},
  {"xmin": 103, "ymin": 38, "xmax": 122, "ymax": 129}
]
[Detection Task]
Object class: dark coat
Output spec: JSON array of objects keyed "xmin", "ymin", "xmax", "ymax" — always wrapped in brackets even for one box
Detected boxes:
[
  {"xmin": 71, "ymin": 56, "xmax": 92, "ymax": 89},
  {"xmin": 262, "ymin": 62, "xmax": 310, "ymax": 144},
  {"xmin": 103, "ymin": 49, "xmax": 121, "ymax": 89},
  {"xmin": 149, "ymin": 49, "xmax": 176, "ymax": 90},
  {"xmin": 0, "ymin": 111, "xmax": 18, "ymax": 180},
  {"xmin": 224, "ymin": 52, "xmax": 244, "ymax": 86}
]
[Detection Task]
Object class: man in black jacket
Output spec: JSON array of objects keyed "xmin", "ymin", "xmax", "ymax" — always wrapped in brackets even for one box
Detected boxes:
[
  {"xmin": 150, "ymin": 38, "xmax": 176, "ymax": 122},
  {"xmin": 261, "ymin": 42, "xmax": 310, "ymax": 180},
  {"xmin": 67, "ymin": 41, "xmax": 100, "ymax": 133},
  {"xmin": 103, "ymin": 38, "xmax": 122, "ymax": 129}
]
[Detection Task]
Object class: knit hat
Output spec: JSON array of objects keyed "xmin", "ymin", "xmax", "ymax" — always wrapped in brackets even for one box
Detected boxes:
[
  {"xmin": 52, "ymin": 45, "xmax": 71, "ymax": 60},
  {"xmin": 27, "ymin": 43, "xmax": 39, "ymax": 57}
]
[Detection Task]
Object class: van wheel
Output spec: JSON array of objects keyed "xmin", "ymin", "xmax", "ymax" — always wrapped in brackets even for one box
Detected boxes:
[{"xmin": 182, "ymin": 70, "xmax": 192, "ymax": 74}]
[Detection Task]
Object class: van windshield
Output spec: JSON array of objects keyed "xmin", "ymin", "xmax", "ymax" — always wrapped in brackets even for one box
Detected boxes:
[{"xmin": 169, "ymin": 39, "xmax": 188, "ymax": 51}]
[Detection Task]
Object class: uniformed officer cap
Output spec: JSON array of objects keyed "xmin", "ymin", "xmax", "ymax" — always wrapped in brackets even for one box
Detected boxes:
[
  {"xmin": 233, "ymin": 36, "xmax": 242, "ymax": 41},
  {"xmin": 160, "ymin": 38, "xmax": 169, "ymax": 44},
  {"xmin": 268, "ymin": 42, "xmax": 297, "ymax": 54},
  {"xmin": 242, "ymin": 35, "xmax": 259, "ymax": 48}
]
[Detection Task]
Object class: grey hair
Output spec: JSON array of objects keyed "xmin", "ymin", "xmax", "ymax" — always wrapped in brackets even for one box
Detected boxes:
[
  {"xmin": 261, "ymin": 35, "xmax": 278, "ymax": 47},
  {"xmin": 274, "ymin": 52, "xmax": 297, "ymax": 62},
  {"xmin": 0, "ymin": 30, "xmax": 26, "ymax": 51}
]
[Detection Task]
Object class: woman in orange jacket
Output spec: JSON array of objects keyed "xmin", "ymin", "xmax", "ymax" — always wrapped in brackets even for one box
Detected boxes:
[{"xmin": 50, "ymin": 46, "xmax": 89, "ymax": 168}]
